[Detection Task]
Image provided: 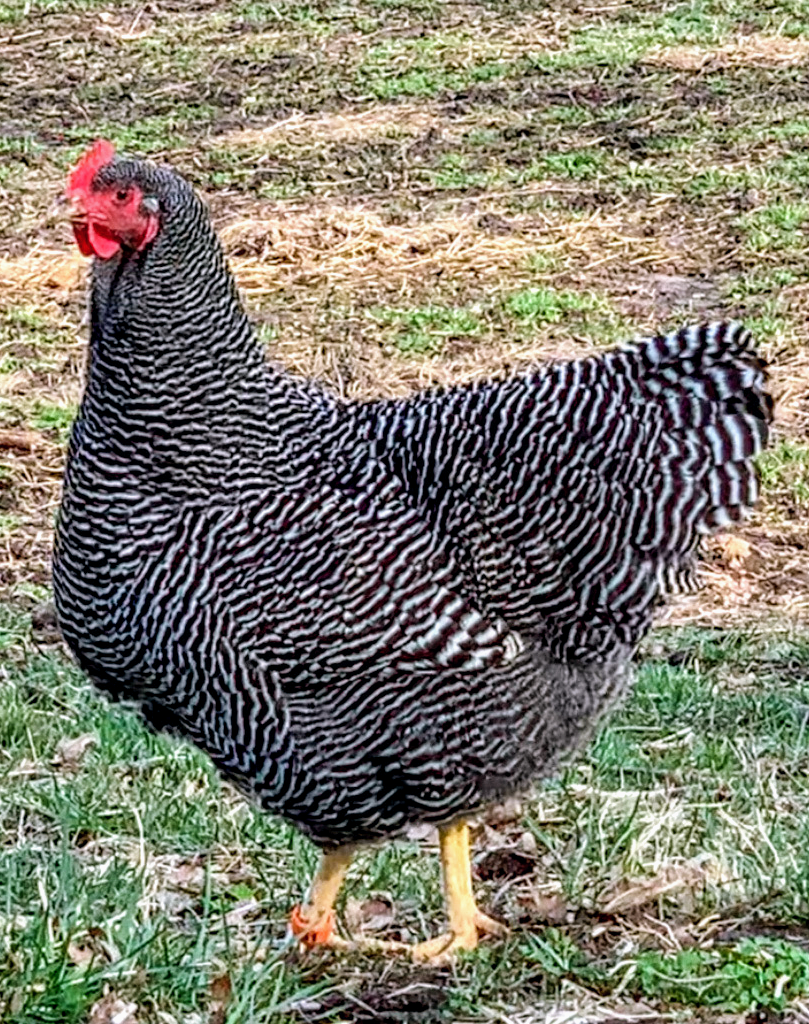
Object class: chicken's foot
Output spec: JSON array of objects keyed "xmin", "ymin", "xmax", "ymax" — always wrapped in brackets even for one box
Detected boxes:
[
  {"xmin": 289, "ymin": 845, "xmax": 354, "ymax": 948},
  {"xmin": 288, "ymin": 846, "xmax": 409, "ymax": 954},
  {"xmin": 411, "ymin": 819, "xmax": 508, "ymax": 965},
  {"xmin": 289, "ymin": 822, "xmax": 507, "ymax": 962}
]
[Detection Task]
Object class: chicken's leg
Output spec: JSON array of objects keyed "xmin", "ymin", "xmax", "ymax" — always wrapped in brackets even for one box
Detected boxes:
[
  {"xmin": 289, "ymin": 847, "xmax": 409, "ymax": 954},
  {"xmin": 289, "ymin": 846, "xmax": 354, "ymax": 949},
  {"xmin": 290, "ymin": 822, "xmax": 505, "ymax": 960},
  {"xmin": 411, "ymin": 819, "xmax": 508, "ymax": 964}
]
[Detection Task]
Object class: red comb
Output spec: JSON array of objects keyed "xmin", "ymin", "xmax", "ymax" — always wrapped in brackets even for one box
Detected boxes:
[{"xmin": 67, "ymin": 139, "xmax": 117, "ymax": 196}]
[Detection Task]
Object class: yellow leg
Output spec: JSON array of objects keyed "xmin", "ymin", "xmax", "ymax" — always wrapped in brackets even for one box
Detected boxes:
[
  {"xmin": 289, "ymin": 846, "xmax": 354, "ymax": 948},
  {"xmin": 289, "ymin": 847, "xmax": 408, "ymax": 954},
  {"xmin": 412, "ymin": 819, "xmax": 508, "ymax": 964}
]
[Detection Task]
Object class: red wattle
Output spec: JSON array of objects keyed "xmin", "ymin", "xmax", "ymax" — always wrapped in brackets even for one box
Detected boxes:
[
  {"xmin": 72, "ymin": 223, "xmax": 95, "ymax": 257},
  {"xmin": 88, "ymin": 223, "xmax": 122, "ymax": 260}
]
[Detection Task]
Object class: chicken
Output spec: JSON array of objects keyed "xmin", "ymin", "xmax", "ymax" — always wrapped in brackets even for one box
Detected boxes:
[{"xmin": 54, "ymin": 140, "xmax": 772, "ymax": 963}]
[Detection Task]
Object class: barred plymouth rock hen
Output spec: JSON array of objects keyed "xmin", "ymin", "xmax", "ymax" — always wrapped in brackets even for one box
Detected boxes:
[{"xmin": 54, "ymin": 140, "xmax": 772, "ymax": 963}]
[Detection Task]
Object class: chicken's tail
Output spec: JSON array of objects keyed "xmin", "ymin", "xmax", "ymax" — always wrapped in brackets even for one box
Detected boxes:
[
  {"xmin": 358, "ymin": 321, "xmax": 772, "ymax": 658},
  {"xmin": 599, "ymin": 320, "xmax": 771, "ymax": 600},
  {"xmin": 508, "ymin": 319, "xmax": 772, "ymax": 653}
]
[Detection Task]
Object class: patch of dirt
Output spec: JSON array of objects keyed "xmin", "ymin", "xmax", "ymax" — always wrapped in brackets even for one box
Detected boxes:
[
  {"xmin": 291, "ymin": 969, "xmax": 449, "ymax": 1023},
  {"xmin": 664, "ymin": 525, "xmax": 809, "ymax": 629}
]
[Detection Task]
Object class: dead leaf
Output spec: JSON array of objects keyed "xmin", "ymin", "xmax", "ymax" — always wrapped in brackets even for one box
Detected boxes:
[
  {"xmin": 485, "ymin": 796, "xmax": 524, "ymax": 827},
  {"xmin": 88, "ymin": 994, "xmax": 138, "ymax": 1024},
  {"xmin": 713, "ymin": 534, "xmax": 754, "ymax": 569},
  {"xmin": 520, "ymin": 892, "xmax": 569, "ymax": 924},
  {"xmin": 345, "ymin": 896, "xmax": 396, "ymax": 933},
  {"xmin": 224, "ymin": 898, "xmax": 261, "ymax": 928},
  {"xmin": 52, "ymin": 734, "xmax": 96, "ymax": 773},
  {"xmin": 158, "ymin": 856, "xmax": 208, "ymax": 892},
  {"xmin": 8, "ymin": 758, "xmax": 44, "ymax": 779},
  {"xmin": 208, "ymin": 973, "xmax": 232, "ymax": 1024},
  {"xmin": 67, "ymin": 940, "xmax": 97, "ymax": 968},
  {"xmin": 95, "ymin": 8, "xmax": 153, "ymax": 40},
  {"xmin": 475, "ymin": 848, "xmax": 536, "ymax": 881},
  {"xmin": 67, "ymin": 926, "xmax": 117, "ymax": 969},
  {"xmin": 599, "ymin": 858, "xmax": 717, "ymax": 914}
]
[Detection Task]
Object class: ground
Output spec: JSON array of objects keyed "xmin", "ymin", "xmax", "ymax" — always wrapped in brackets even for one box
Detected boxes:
[{"xmin": 0, "ymin": 0, "xmax": 809, "ymax": 1021}]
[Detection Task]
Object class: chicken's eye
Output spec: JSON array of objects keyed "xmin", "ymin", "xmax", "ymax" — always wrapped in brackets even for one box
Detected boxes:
[{"xmin": 115, "ymin": 188, "xmax": 130, "ymax": 203}]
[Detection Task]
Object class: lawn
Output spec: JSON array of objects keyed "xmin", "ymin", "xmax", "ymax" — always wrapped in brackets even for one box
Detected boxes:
[{"xmin": 1, "ymin": 0, "xmax": 809, "ymax": 1021}]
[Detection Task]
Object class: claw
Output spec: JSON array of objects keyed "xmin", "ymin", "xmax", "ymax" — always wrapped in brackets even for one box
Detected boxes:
[{"xmin": 412, "ymin": 909, "xmax": 508, "ymax": 965}]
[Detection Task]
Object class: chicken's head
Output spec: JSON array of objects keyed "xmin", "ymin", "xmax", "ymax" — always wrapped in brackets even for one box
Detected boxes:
[{"xmin": 65, "ymin": 140, "xmax": 160, "ymax": 259}]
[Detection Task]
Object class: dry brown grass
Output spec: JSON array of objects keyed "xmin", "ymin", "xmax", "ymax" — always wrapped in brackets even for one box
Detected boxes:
[
  {"xmin": 217, "ymin": 199, "xmax": 685, "ymax": 295},
  {"xmin": 0, "ymin": 250, "xmax": 86, "ymax": 294},
  {"xmin": 643, "ymin": 33, "xmax": 809, "ymax": 71},
  {"xmin": 771, "ymin": 346, "xmax": 809, "ymax": 437},
  {"xmin": 218, "ymin": 106, "xmax": 443, "ymax": 151},
  {"xmin": 221, "ymin": 205, "xmax": 544, "ymax": 291}
]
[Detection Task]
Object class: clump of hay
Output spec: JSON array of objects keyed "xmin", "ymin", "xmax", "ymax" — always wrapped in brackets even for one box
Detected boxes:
[
  {"xmin": 644, "ymin": 33, "xmax": 809, "ymax": 71},
  {"xmin": 0, "ymin": 250, "xmax": 85, "ymax": 294},
  {"xmin": 222, "ymin": 205, "xmax": 544, "ymax": 293},
  {"xmin": 218, "ymin": 106, "xmax": 442, "ymax": 151}
]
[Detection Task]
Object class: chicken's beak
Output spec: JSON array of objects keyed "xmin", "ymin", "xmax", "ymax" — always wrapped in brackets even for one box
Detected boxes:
[{"xmin": 46, "ymin": 193, "xmax": 86, "ymax": 226}]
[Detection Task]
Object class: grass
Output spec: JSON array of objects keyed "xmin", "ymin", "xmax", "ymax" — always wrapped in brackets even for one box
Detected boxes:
[
  {"xmin": 632, "ymin": 939, "xmax": 809, "ymax": 1013},
  {"xmin": 369, "ymin": 286, "xmax": 632, "ymax": 355},
  {"xmin": 2, "ymin": 0, "xmax": 809, "ymax": 1019},
  {"xmin": 370, "ymin": 303, "xmax": 483, "ymax": 353},
  {"xmin": 758, "ymin": 440, "xmax": 809, "ymax": 511},
  {"xmin": 3, "ymin": 611, "xmax": 809, "ymax": 1020},
  {"xmin": 503, "ymin": 286, "xmax": 601, "ymax": 323},
  {"xmin": 30, "ymin": 403, "xmax": 75, "ymax": 436},
  {"xmin": 740, "ymin": 201, "xmax": 809, "ymax": 256}
]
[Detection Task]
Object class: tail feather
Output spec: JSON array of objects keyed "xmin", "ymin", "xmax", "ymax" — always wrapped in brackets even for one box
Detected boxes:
[{"xmin": 355, "ymin": 320, "xmax": 772, "ymax": 660}]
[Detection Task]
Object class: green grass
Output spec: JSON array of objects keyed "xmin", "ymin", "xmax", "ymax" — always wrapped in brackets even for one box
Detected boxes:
[
  {"xmin": 31, "ymin": 403, "xmax": 76, "ymax": 443},
  {"xmin": 759, "ymin": 439, "xmax": 809, "ymax": 508},
  {"xmin": 739, "ymin": 201, "xmax": 809, "ymax": 256},
  {"xmin": 236, "ymin": 1, "xmax": 336, "ymax": 34},
  {"xmin": 428, "ymin": 153, "xmax": 493, "ymax": 191},
  {"xmin": 503, "ymin": 286, "xmax": 601, "ymax": 322},
  {"xmin": 527, "ymin": 149, "xmax": 607, "ymax": 182},
  {"xmin": 0, "ymin": 306, "xmax": 74, "ymax": 357},
  {"xmin": 370, "ymin": 303, "xmax": 483, "ymax": 353},
  {"xmin": 0, "ymin": 0, "xmax": 113, "ymax": 19},
  {"xmin": 63, "ymin": 107, "xmax": 218, "ymax": 156},
  {"xmin": 0, "ymin": 606, "xmax": 314, "ymax": 1022},
  {"xmin": 0, "ymin": 513, "xmax": 19, "ymax": 537},
  {"xmin": 369, "ymin": 287, "xmax": 632, "ymax": 355},
  {"xmin": 633, "ymin": 939, "xmax": 809, "ymax": 1013},
  {"xmin": 3, "ymin": 602, "xmax": 809, "ymax": 1020},
  {"xmin": 355, "ymin": 34, "xmax": 512, "ymax": 100}
]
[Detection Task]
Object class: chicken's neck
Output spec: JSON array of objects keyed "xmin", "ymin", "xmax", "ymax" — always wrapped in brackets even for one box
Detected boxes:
[{"xmin": 73, "ymin": 242, "xmax": 318, "ymax": 496}]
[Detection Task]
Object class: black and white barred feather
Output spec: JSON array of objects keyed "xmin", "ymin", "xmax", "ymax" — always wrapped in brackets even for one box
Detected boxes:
[{"xmin": 53, "ymin": 154, "xmax": 772, "ymax": 847}]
